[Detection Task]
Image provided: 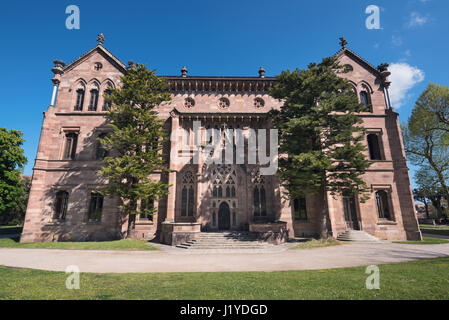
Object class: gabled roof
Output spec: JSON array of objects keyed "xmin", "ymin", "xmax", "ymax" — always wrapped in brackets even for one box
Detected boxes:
[
  {"xmin": 62, "ymin": 45, "xmax": 127, "ymax": 74},
  {"xmin": 335, "ymin": 47, "xmax": 381, "ymax": 77}
]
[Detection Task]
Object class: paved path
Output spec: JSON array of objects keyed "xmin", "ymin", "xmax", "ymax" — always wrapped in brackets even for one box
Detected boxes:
[{"xmin": 1, "ymin": 242, "xmax": 449, "ymax": 273}]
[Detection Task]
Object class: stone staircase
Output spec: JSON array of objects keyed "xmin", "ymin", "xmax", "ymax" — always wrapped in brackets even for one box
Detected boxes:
[
  {"xmin": 337, "ymin": 230, "xmax": 381, "ymax": 243},
  {"xmin": 176, "ymin": 231, "xmax": 273, "ymax": 249}
]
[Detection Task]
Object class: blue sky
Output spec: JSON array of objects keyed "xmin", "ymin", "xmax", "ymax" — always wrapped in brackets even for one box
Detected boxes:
[{"xmin": 1, "ymin": 0, "xmax": 447, "ymax": 186}]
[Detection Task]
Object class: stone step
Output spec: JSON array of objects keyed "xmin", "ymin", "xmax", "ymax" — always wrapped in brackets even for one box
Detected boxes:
[
  {"xmin": 178, "ymin": 231, "xmax": 271, "ymax": 250},
  {"xmin": 337, "ymin": 230, "xmax": 380, "ymax": 242}
]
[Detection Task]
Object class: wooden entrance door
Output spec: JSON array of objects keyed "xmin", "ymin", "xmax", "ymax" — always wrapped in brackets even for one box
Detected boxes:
[
  {"xmin": 218, "ymin": 202, "xmax": 231, "ymax": 230},
  {"xmin": 343, "ymin": 196, "xmax": 359, "ymax": 230}
]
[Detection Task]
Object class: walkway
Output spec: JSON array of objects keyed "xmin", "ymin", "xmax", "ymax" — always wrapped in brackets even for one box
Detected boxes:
[{"xmin": 1, "ymin": 242, "xmax": 449, "ymax": 273}]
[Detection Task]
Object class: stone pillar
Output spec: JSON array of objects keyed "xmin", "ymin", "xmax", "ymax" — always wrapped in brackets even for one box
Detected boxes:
[
  {"xmin": 50, "ymin": 79, "xmax": 59, "ymax": 107},
  {"xmin": 278, "ymin": 184, "xmax": 294, "ymax": 237},
  {"xmin": 165, "ymin": 113, "xmax": 179, "ymax": 222}
]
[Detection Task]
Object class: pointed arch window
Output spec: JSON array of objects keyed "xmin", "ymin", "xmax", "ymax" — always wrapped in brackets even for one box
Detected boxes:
[
  {"xmin": 102, "ymin": 89, "xmax": 112, "ymax": 111},
  {"xmin": 54, "ymin": 191, "xmax": 69, "ymax": 220},
  {"xmin": 212, "ymin": 165, "xmax": 236, "ymax": 200},
  {"xmin": 75, "ymin": 88, "xmax": 85, "ymax": 111},
  {"xmin": 88, "ymin": 88, "xmax": 99, "ymax": 111},
  {"xmin": 360, "ymin": 89, "xmax": 372, "ymax": 112},
  {"xmin": 252, "ymin": 169, "xmax": 267, "ymax": 217},
  {"xmin": 181, "ymin": 171, "xmax": 195, "ymax": 217}
]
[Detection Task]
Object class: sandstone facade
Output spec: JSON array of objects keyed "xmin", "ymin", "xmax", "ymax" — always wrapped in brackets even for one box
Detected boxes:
[{"xmin": 20, "ymin": 39, "xmax": 422, "ymax": 244}]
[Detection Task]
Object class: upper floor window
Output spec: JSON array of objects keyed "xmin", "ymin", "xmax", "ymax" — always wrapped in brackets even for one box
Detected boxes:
[
  {"xmin": 63, "ymin": 132, "xmax": 78, "ymax": 160},
  {"xmin": 376, "ymin": 190, "xmax": 392, "ymax": 220},
  {"xmin": 54, "ymin": 191, "xmax": 69, "ymax": 220},
  {"xmin": 88, "ymin": 192, "xmax": 103, "ymax": 222},
  {"xmin": 359, "ymin": 89, "xmax": 373, "ymax": 112},
  {"xmin": 367, "ymin": 133, "xmax": 383, "ymax": 160},
  {"xmin": 102, "ymin": 89, "xmax": 112, "ymax": 111},
  {"xmin": 74, "ymin": 89, "xmax": 85, "ymax": 111},
  {"xmin": 88, "ymin": 89, "xmax": 99, "ymax": 111},
  {"xmin": 293, "ymin": 197, "xmax": 307, "ymax": 220}
]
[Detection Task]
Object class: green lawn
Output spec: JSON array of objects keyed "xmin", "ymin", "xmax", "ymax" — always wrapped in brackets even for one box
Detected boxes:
[
  {"xmin": 1, "ymin": 257, "xmax": 449, "ymax": 299},
  {"xmin": 0, "ymin": 226, "xmax": 23, "ymax": 235},
  {"xmin": 0, "ymin": 237, "xmax": 158, "ymax": 251},
  {"xmin": 420, "ymin": 224, "xmax": 449, "ymax": 237},
  {"xmin": 394, "ymin": 237, "xmax": 449, "ymax": 245},
  {"xmin": 289, "ymin": 238, "xmax": 343, "ymax": 250}
]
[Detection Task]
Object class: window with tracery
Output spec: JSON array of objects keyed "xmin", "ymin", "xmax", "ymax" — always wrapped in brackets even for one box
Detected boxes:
[
  {"xmin": 252, "ymin": 169, "xmax": 267, "ymax": 217},
  {"xmin": 181, "ymin": 171, "xmax": 195, "ymax": 217},
  {"xmin": 211, "ymin": 165, "xmax": 236, "ymax": 199}
]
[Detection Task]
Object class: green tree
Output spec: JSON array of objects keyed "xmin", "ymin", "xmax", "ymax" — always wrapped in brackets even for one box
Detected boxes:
[
  {"xmin": 414, "ymin": 165, "xmax": 447, "ymax": 218},
  {"xmin": 0, "ymin": 129, "xmax": 27, "ymax": 223},
  {"xmin": 419, "ymin": 83, "xmax": 449, "ymax": 130},
  {"xmin": 403, "ymin": 84, "xmax": 449, "ymax": 203},
  {"xmin": 270, "ymin": 57, "xmax": 372, "ymax": 239},
  {"xmin": 98, "ymin": 63, "xmax": 171, "ymax": 237}
]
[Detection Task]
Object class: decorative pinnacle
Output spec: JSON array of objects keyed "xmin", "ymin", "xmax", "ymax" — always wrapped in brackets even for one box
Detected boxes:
[
  {"xmin": 181, "ymin": 66, "xmax": 188, "ymax": 77},
  {"xmin": 97, "ymin": 33, "xmax": 105, "ymax": 46},
  {"xmin": 339, "ymin": 37, "xmax": 348, "ymax": 49},
  {"xmin": 258, "ymin": 66, "xmax": 265, "ymax": 78}
]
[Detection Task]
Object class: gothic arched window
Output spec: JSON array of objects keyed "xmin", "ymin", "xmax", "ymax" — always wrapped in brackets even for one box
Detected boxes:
[
  {"xmin": 211, "ymin": 165, "xmax": 236, "ymax": 200},
  {"xmin": 181, "ymin": 171, "xmax": 195, "ymax": 217},
  {"xmin": 102, "ymin": 88, "xmax": 112, "ymax": 111},
  {"xmin": 75, "ymin": 88, "xmax": 85, "ymax": 111},
  {"xmin": 252, "ymin": 169, "xmax": 267, "ymax": 217},
  {"xmin": 88, "ymin": 88, "xmax": 99, "ymax": 111}
]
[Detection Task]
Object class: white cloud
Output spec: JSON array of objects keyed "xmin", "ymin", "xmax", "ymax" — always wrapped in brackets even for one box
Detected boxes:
[
  {"xmin": 388, "ymin": 63, "xmax": 425, "ymax": 108},
  {"xmin": 407, "ymin": 12, "xmax": 429, "ymax": 28}
]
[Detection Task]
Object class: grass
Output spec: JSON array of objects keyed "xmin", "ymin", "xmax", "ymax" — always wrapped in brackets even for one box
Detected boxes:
[
  {"xmin": 394, "ymin": 237, "xmax": 449, "ymax": 245},
  {"xmin": 1, "ymin": 257, "xmax": 449, "ymax": 299},
  {"xmin": 420, "ymin": 224, "xmax": 449, "ymax": 237},
  {"xmin": 0, "ymin": 225, "xmax": 23, "ymax": 235},
  {"xmin": 0, "ymin": 237, "xmax": 158, "ymax": 251},
  {"xmin": 289, "ymin": 238, "xmax": 343, "ymax": 250}
]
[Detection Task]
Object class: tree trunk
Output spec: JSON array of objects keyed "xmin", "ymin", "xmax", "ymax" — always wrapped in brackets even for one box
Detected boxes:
[
  {"xmin": 320, "ymin": 185, "xmax": 329, "ymax": 241},
  {"xmin": 423, "ymin": 199, "xmax": 430, "ymax": 219},
  {"xmin": 126, "ymin": 213, "xmax": 136, "ymax": 239}
]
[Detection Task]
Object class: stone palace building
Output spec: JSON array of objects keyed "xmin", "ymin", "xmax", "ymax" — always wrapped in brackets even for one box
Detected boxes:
[{"xmin": 20, "ymin": 35, "xmax": 422, "ymax": 245}]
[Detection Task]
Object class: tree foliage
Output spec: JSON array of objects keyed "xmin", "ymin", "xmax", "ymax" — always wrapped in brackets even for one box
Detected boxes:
[
  {"xmin": 98, "ymin": 63, "xmax": 171, "ymax": 236},
  {"xmin": 403, "ymin": 83, "xmax": 449, "ymax": 202},
  {"xmin": 0, "ymin": 128, "xmax": 27, "ymax": 222},
  {"xmin": 269, "ymin": 57, "xmax": 372, "ymax": 238}
]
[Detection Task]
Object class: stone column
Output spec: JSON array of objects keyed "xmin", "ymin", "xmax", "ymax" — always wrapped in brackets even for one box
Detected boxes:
[
  {"xmin": 50, "ymin": 79, "xmax": 59, "ymax": 107},
  {"xmin": 165, "ymin": 113, "xmax": 179, "ymax": 222}
]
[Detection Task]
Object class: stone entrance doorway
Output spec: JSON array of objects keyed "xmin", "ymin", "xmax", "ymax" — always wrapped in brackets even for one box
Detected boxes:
[
  {"xmin": 218, "ymin": 202, "xmax": 231, "ymax": 230},
  {"xmin": 343, "ymin": 196, "xmax": 360, "ymax": 230}
]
